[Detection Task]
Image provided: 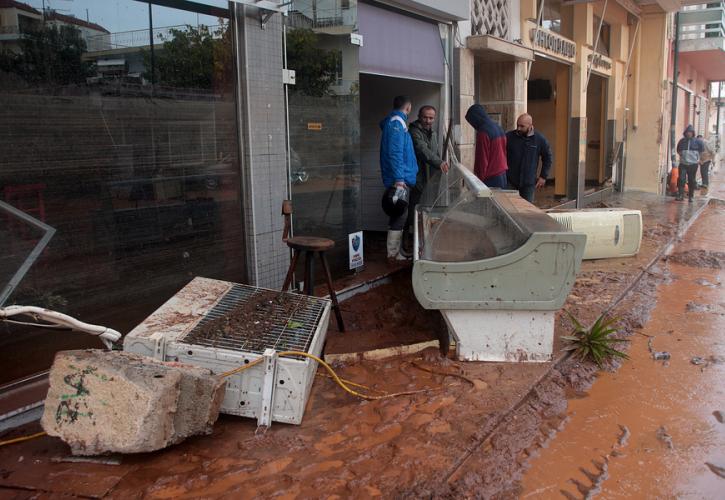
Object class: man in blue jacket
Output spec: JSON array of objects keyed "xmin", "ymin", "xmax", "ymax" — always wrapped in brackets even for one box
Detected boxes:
[
  {"xmin": 505, "ymin": 113, "xmax": 553, "ymax": 203},
  {"xmin": 380, "ymin": 95, "xmax": 418, "ymax": 260}
]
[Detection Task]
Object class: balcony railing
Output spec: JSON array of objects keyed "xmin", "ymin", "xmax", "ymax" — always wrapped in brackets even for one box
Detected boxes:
[
  {"xmin": 85, "ymin": 24, "xmax": 223, "ymax": 53},
  {"xmin": 0, "ymin": 25, "xmax": 20, "ymax": 35},
  {"xmin": 680, "ymin": 2, "xmax": 725, "ymax": 40}
]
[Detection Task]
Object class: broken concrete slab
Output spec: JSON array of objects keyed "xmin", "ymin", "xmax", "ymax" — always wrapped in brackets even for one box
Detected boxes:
[{"xmin": 41, "ymin": 350, "xmax": 225, "ymax": 455}]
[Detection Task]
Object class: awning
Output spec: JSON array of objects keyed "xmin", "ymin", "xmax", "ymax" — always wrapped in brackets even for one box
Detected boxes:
[
  {"xmin": 358, "ymin": 2, "xmax": 446, "ymax": 83},
  {"xmin": 467, "ymin": 35, "xmax": 534, "ymax": 62}
]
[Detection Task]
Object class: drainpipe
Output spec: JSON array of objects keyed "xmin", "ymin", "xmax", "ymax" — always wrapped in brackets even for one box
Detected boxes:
[
  {"xmin": 717, "ymin": 81, "xmax": 722, "ymax": 150},
  {"xmin": 669, "ymin": 12, "xmax": 680, "ymax": 174}
]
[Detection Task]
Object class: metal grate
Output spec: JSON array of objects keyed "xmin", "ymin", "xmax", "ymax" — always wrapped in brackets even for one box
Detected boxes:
[{"xmin": 180, "ymin": 284, "xmax": 328, "ymax": 357}]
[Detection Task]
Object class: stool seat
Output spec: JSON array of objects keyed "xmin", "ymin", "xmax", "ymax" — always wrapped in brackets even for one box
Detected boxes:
[{"xmin": 285, "ymin": 236, "xmax": 335, "ymax": 252}]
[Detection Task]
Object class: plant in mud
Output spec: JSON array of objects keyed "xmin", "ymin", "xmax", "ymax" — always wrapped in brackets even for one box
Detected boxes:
[{"xmin": 562, "ymin": 312, "xmax": 630, "ymax": 368}]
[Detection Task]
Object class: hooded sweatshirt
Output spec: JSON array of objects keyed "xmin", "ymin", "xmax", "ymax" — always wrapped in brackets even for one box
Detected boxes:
[
  {"xmin": 379, "ymin": 110, "xmax": 418, "ymax": 188},
  {"xmin": 676, "ymin": 125, "xmax": 705, "ymax": 166},
  {"xmin": 465, "ymin": 104, "xmax": 508, "ymax": 182}
]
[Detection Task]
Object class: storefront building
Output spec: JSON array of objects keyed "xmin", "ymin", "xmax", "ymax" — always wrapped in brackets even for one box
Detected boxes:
[{"xmin": 0, "ymin": 0, "xmax": 467, "ymax": 398}]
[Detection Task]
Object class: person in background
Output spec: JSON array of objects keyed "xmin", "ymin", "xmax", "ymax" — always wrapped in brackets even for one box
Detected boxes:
[
  {"xmin": 676, "ymin": 125, "xmax": 704, "ymax": 203},
  {"xmin": 464, "ymin": 104, "xmax": 508, "ymax": 188},
  {"xmin": 697, "ymin": 134, "xmax": 713, "ymax": 196},
  {"xmin": 505, "ymin": 113, "xmax": 553, "ymax": 203},
  {"xmin": 379, "ymin": 95, "xmax": 418, "ymax": 261}
]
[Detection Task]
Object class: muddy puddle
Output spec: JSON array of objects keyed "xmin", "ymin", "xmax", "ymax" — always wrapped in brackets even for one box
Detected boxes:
[
  {"xmin": 521, "ymin": 205, "xmax": 725, "ymax": 499},
  {"xmin": 325, "ymin": 269, "xmax": 445, "ymax": 354}
]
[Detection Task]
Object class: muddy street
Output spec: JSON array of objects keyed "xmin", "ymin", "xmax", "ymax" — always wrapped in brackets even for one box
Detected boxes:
[{"xmin": 521, "ymin": 203, "xmax": 725, "ymax": 498}]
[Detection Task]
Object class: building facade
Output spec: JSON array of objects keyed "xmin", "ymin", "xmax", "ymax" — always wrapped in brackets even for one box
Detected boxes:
[{"xmin": 0, "ymin": 0, "xmax": 468, "ymax": 391}]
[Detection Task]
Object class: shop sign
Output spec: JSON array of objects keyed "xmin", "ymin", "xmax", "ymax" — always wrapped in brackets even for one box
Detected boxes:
[
  {"xmin": 588, "ymin": 53, "xmax": 613, "ymax": 73},
  {"xmin": 529, "ymin": 26, "xmax": 576, "ymax": 63},
  {"xmin": 348, "ymin": 231, "xmax": 364, "ymax": 270},
  {"xmin": 307, "ymin": 122, "xmax": 323, "ymax": 131}
]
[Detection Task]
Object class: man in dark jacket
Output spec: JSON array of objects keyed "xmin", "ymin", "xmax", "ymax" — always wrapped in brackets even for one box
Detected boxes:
[
  {"xmin": 464, "ymin": 104, "xmax": 508, "ymax": 187},
  {"xmin": 409, "ymin": 105, "xmax": 450, "ymax": 184},
  {"xmin": 676, "ymin": 125, "xmax": 704, "ymax": 202},
  {"xmin": 404, "ymin": 105, "xmax": 449, "ymax": 255},
  {"xmin": 505, "ymin": 113, "xmax": 553, "ymax": 203}
]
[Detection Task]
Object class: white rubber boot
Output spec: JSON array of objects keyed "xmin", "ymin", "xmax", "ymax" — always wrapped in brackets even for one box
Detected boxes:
[{"xmin": 386, "ymin": 230, "xmax": 404, "ymax": 260}]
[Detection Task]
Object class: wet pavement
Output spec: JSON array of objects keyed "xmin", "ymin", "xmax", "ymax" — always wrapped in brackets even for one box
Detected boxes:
[
  {"xmin": 0, "ymin": 179, "xmax": 720, "ymax": 498},
  {"xmin": 521, "ymin": 199, "xmax": 725, "ymax": 499}
]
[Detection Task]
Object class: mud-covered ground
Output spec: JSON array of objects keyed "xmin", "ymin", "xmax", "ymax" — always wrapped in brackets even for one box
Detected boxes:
[
  {"xmin": 0, "ymin": 190, "xmax": 714, "ymax": 498},
  {"xmin": 522, "ymin": 203, "xmax": 725, "ymax": 498}
]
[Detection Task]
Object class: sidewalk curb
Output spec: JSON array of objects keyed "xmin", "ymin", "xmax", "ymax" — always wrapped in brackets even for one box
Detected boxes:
[{"xmin": 440, "ymin": 196, "xmax": 715, "ymax": 485}]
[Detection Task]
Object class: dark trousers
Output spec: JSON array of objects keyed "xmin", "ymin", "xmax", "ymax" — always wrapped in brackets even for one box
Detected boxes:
[
  {"xmin": 388, "ymin": 185, "xmax": 421, "ymax": 231},
  {"xmin": 678, "ymin": 164, "xmax": 698, "ymax": 199},
  {"xmin": 483, "ymin": 172, "xmax": 508, "ymax": 188},
  {"xmin": 700, "ymin": 161, "xmax": 711, "ymax": 187},
  {"xmin": 508, "ymin": 183, "xmax": 535, "ymax": 203}
]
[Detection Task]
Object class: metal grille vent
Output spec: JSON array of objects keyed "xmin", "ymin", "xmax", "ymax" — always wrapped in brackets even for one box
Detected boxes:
[
  {"xmin": 550, "ymin": 214, "xmax": 573, "ymax": 231},
  {"xmin": 181, "ymin": 284, "xmax": 327, "ymax": 357}
]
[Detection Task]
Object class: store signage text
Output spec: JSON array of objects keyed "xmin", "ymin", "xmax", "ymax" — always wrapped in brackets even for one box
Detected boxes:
[
  {"xmin": 587, "ymin": 53, "xmax": 612, "ymax": 72},
  {"xmin": 529, "ymin": 28, "xmax": 576, "ymax": 60},
  {"xmin": 348, "ymin": 231, "xmax": 364, "ymax": 270},
  {"xmin": 307, "ymin": 122, "xmax": 323, "ymax": 131}
]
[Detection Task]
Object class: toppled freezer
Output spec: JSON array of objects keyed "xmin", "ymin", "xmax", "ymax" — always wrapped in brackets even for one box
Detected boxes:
[
  {"xmin": 413, "ymin": 163, "xmax": 586, "ymax": 362},
  {"xmin": 124, "ymin": 277, "xmax": 331, "ymax": 425}
]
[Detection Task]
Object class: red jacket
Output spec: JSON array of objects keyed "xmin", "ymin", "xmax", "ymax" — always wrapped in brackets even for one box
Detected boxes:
[
  {"xmin": 473, "ymin": 131, "xmax": 508, "ymax": 181},
  {"xmin": 465, "ymin": 104, "xmax": 508, "ymax": 181}
]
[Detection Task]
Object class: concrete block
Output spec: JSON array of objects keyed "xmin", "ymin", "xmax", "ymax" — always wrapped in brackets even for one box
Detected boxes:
[{"xmin": 41, "ymin": 350, "xmax": 226, "ymax": 455}]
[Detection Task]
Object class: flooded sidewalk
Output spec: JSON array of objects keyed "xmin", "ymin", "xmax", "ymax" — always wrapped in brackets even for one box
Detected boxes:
[
  {"xmin": 521, "ymin": 201, "xmax": 725, "ymax": 499},
  {"xmin": 0, "ymin": 187, "xmax": 719, "ymax": 498}
]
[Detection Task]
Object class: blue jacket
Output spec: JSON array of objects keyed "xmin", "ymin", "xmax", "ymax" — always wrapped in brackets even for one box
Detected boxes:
[
  {"xmin": 505, "ymin": 129, "xmax": 553, "ymax": 188},
  {"xmin": 379, "ymin": 110, "xmax": 418, "ymax": 188}
]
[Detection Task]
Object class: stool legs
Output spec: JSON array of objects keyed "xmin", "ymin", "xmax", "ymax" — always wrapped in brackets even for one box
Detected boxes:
[
  {"xmin": 281, "ymin": 248, "xmax": 345, "ymax": 333},
  {"xmin": 319, "ymin": 251, "xmax": 345, "ymax": 332},
  {"xmin": 303, "ymin": 251, "xmax": 314, "ymax": 296},
  {"xmin": 282, "ymin": 250, "xmax": 299, "ymax": 292}
]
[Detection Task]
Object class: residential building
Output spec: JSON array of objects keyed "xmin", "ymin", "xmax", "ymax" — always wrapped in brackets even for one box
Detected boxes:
[{"xmin": 0, "ymin": 0, "xmax": 41, "ymax": 53}]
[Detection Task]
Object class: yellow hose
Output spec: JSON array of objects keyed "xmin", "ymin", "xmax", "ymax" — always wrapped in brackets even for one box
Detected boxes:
[
  {"xmin": 0, "ymin": 431, "xmax": 46, "ymax": 447},
  {"xmin": 220, "ymin": 350, "xmax": 434, "ymax": 401}
]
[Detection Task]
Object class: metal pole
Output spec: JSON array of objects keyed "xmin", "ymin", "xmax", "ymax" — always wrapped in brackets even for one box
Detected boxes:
[
  {"xmin": 585, "ymin": 0, "xmax": 608, "ymax": 90},
  {"xmin": 717, "ymin": 81, "xmax": 722, "ymax": 144},
  {"xmin": 526, "ymin": 0, "xmax": 546, "ymax": 80},
  {"xmin": 148, "ymin": 1, "xmax": 156, "ymax": 87},
  {"xmin": 669, "ymin": 12, "xmax": 681, "ymax": 170}
]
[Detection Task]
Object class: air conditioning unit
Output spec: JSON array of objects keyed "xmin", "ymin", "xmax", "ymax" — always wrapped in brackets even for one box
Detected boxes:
[{"xmin": 546, "ymin": 208, "xmax": 642, "ymax": 260}]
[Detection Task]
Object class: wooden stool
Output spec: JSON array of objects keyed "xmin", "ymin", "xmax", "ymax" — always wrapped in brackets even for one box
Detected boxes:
[{"xmin": 281, "ymin": 201, "xmax": 345, "ymax": 332}]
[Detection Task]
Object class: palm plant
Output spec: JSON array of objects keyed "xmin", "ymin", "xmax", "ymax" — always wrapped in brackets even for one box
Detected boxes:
[{"xmin": 562, "ymin": 311, "xmax": 630, "ymax": 368}]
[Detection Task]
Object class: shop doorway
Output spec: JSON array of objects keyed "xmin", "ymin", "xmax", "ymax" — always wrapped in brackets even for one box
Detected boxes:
[
  {"xmin": 585, "ymin": 74, "xmax": 608, "ymax": 187},
  {"xmin": 527, "ymin": 57, "xmax": 571, "ymax": 206},
  {"xmin": 359, "ymin": 74, "xmax": 442, "ymax": 231}
]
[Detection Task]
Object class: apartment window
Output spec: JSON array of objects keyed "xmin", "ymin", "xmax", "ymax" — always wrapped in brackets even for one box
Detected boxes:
[
  {"xmin": 538, "ymin": 0, "xmax": 562, "ymax": 34},
  {"xmin": 593, "ymin": 16, "xmax": 611, "ymax": 56}
]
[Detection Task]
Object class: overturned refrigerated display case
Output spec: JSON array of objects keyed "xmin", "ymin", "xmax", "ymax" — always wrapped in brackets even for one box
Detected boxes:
[{"xmin": 413, "ymin": 163, "xmax": 586, "ymax": 362}]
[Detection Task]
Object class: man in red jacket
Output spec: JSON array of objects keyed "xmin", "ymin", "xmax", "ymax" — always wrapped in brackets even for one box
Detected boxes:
[{"xmin": 464, "ymin": 104, "xmax": 508, "ymax": 187}]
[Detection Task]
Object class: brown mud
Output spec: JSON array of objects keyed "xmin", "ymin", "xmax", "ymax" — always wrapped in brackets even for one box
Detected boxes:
[
  {"xmin": 324, "ymin": 270, "xmax": 445, "ymax": 355},
  {"xmin": 667, "ymin": 249, "xmax": 725, "ymax": 269},
  {"xmin": 0, "ymin": 194, "xmax": 715, "ymax": 498},
  {"xmin": 521, "ymin": 204, "xmax": 725, "ymax": 499},
  {"xmin": 183, "ymin": 290, "xmax": 301, "ymax": 350}
]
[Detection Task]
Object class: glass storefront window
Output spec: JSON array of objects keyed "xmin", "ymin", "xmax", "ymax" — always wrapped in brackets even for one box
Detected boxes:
[
  {"xmin": 0, "ymin": 0, "xmax": 245, "ymax": 383},
  {"xmin": 286, "ymin": 0, "xmax": 360, "ymax": 276}
]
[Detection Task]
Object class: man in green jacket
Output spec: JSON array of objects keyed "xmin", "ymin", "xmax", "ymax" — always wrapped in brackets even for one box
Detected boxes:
[{"xmin": 403, "ymin": 105, "xmax": 449, "ymax": 254}]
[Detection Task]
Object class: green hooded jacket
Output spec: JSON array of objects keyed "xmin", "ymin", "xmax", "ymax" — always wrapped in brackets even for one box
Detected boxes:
[{"xmin": 409, "ymin": 119, "xmax": 443, "ymax": 185}]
